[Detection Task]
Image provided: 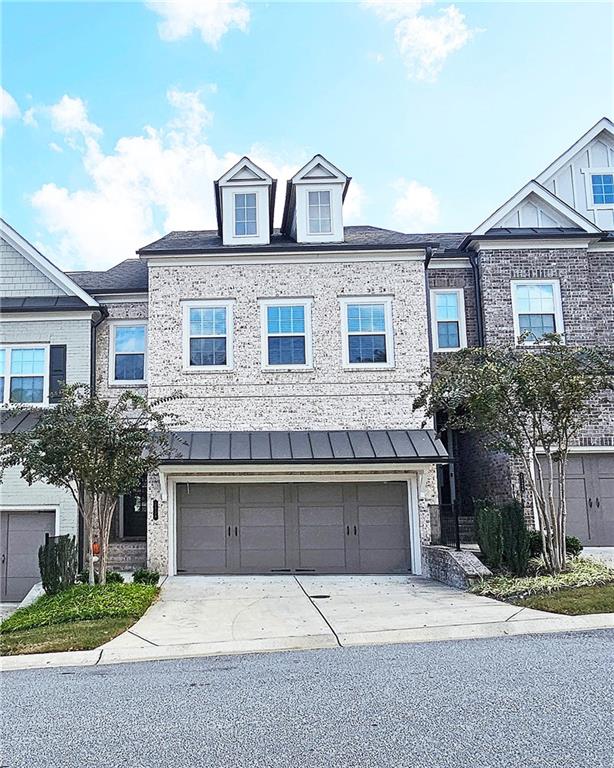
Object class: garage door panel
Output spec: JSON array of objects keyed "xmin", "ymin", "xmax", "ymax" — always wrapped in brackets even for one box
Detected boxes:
[
  {"xmin": 1, "ymin": 511, "xmax": 55, "ymax": 602},
  {"xmin": 180, "ymin": 549, "xmax": 228, "ymax": 571},
  {"xmin": 179, "ymin": 485, "xmax": 227, "ymax": 504},
  {"xmin": 239, "ymin": 485, "xmax": 285, "ymax": 504},
  {"xmin": 240, "ymin": 506, "xmax": 284, "ymax": 526},
  {"xmin": 299, "ymin": 526, "xmax": 346, "ymax": 549},
  {"xmin": 182, "ymin": 525, "xmax": 227, "ymax": 550},
  {"xmin": 357, "ymin": 483, "xmax": 405, "ymax": 505},
  {"xmin": 359, "ymin": 526, "xmax": 406, "ymax": 549},
  {"xmin": 298, "ymin": 484, "xmax": 345, "ymax": 504},
  {"xmin": 299, "ymin": 506, "xmax": 344, "ymax": 527},
  {"xmin": 180, "ymin": 507, "xmax": 226, "ymax": 527},
  {"xmin": 240, "ymin": 525, "xmax": 286, "ymax": 550},
  {"xmin": 240, "ymin": 550, "xmax": 287, "ymax": 569},
  {"xmin": 299, "ymin": 549, "xmax": 347, "ymax": 570},
  {"xmin": 359, "ymin": 549, "xmax": 408, "ymax": 573},
  {"xmin": 358, "ymin": 506, "xmax": 405, "ymax": 526}
]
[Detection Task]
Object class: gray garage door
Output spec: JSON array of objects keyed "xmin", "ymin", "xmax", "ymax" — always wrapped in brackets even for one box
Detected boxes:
[
  {"xmin": 0, "ymin": 511, "xmax": 56, "ymax": 602},
  {"xmin": 538, "ymin": 453, "xmax": 614, "ymax": 546},
  {"xmin": 177, "ymin": 482, "xmax": 410, "ymax": 575}
]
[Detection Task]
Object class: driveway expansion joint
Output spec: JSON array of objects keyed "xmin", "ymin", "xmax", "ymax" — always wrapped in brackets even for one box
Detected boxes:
[{"xmin": 293, "ymin": 576, "xmax": 342, "ymax": 648}]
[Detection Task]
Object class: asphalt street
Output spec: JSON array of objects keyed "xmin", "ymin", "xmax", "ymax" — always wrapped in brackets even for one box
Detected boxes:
[{"xmin": 1, "ymin": 630, "xmax": 613, "ymax": 768}]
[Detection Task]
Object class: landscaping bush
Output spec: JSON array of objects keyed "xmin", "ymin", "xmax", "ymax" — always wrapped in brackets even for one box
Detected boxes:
[
  {"xmin": 470, "ymin": 558, "xmax": 614, "ymax": 600},
  {"xmin": 475, "ymin": 501, "xmax": 503, "ymax": 569},
  {"xmin": 528, "ymin": 531, "xmax": 583, "ymax": 559},
  {"xmin": 78, "ymin": 569, "xmax": 124, "ymax": 585},
  {"xmin": 1, "ymin": 583, "xmax": 159, "ymax": 634},
  {"xmin": 500, "ymin": 501, "xmax": 531, "ymax": 575},
  {"xmin": 38, "ymin": 535, "xmax": 78, "ymax": 596},
  {"xmin": 132, "ymin": 568, "xmax": 160, "ymax": 585}
]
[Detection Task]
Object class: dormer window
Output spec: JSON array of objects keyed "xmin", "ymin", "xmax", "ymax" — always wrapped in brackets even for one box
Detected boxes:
[
  {"xmin": 215, "ymin": 157, "xmax": 275, "ymax": 246},
  {"xmin": 234, "ymin": 193, "xmax": 257, "ymax": 236},
  {"xmin": 308, "ymin": 191, "xmax": 332, "ymax": 234}
]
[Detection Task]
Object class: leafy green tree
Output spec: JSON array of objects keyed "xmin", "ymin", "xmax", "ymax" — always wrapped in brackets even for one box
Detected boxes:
[
  {"xmin": 1, "ymin": 385, "xmax": 177, "ymax": 584},
  {"xmin": 414, "ymin": 336, "xmax": 613, "ymax": 574}
]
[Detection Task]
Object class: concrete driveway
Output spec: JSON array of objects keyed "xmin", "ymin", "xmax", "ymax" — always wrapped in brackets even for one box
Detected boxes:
[{"xmin": 102, "ymin": 574, "xmax": 565, "ymax": 660}]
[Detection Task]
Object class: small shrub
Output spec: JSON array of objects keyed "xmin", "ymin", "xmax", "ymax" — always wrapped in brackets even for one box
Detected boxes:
[
  {"xmin": 475, "ymin": 501, "xmax": 503, "ymax": 569},
  {"xmin": 470, "ymin": 557, "xmax": 614, "ymax": 600},
  {"xmin": 78, "ymin": 569, "xmax": 124, "ymax": 584},
  {"xmin": 500, "ymin": 501, "xmax": 531, "ymax": 575},
  {"xmin": 38, "ymin": 535, "xmax": 78, "ymax": 596},
  {"xmin": 529, "ymin": 531, "xmax": 583, "ymax": 559},
  {"xmin": 132, "ymin": 568, "xmax": 159, "ymax": 585}
]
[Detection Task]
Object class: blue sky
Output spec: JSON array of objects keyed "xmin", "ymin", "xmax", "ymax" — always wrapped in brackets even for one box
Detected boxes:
[{"xmin": 1, "ymin": 0, "xmax": 613, "ymax": 270}]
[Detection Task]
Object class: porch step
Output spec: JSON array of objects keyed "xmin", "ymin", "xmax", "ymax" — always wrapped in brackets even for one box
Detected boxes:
[{"xmin": 106, "ymin": 541, "xmax": 147, "ymax": 572}]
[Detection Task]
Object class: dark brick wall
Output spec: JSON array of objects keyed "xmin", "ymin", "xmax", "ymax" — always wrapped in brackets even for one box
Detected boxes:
[{"xmin": 427, "ymin": 266, "xmax": 479, "ymax": 369}]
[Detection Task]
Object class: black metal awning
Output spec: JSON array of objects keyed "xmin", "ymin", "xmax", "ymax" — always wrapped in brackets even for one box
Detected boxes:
[{"xmin": 161, "ymin": 429, "xmax": 448, "ymax": 465}]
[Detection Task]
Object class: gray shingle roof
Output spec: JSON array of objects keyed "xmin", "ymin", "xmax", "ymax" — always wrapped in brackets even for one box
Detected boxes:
[
  {"xmin": 138, "ymin": 226, "xmax": 440, "ymax": 255},
  {"xmin": 162, "ymin": 429, "xmax": 448, "ymax": 464},
  {"xmin": 0, "ymin": 296, "xmax": 92, "ymax": 312},
  {"xmin": 67, "ymin": 259, "xmax": 148, "ymax": 294}
]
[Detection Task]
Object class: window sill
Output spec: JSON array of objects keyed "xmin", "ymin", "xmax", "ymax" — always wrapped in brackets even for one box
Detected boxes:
[
  {"xmin": 108, "ymin": 381, "xmax": 147, "ymax": 387},
  {"xmin": 341, "ymin": 364, "xmax": 396, "ymax": 371},
  {"xmin": 182, "ymin": 366, "xmax": 234, "ymax": 374},
  {"xmin": 262, "ymin": 366, "xmax": 314, "ymax": 372}
]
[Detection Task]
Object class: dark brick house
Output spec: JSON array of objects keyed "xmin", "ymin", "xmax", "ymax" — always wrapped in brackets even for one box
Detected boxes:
[{"xmin": 426, "ymin": 117, "xmax": 614, "ymax": 547}]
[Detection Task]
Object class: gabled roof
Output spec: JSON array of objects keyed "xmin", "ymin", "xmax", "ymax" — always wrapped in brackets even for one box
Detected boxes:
[
  {"xmin": 468, "ymin": 180, "xmax": 603, "ymax": 240},
  {"xmin": 0, "ymin": 218, "xmax": 99, "ymax": 307},
  {"xmin": 536, "ymin": 116, "xmax": 614, "ymax": 184},
  {"xmin": 67, "ymin": 258, "xmax": 148, "ymax": 294},
  {"xmin": 281, "ymin": 154, "xmax": 352, "ymax": 236},
  {"xmin": 213, "ymin": 156, "xmax": 277, "ymax": 238}
]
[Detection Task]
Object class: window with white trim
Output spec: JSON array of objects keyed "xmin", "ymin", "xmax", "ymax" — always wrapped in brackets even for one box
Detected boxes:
[
  {"xmin": 0, "ymin": 346, "xmax": 48, "ymax": 404},
  {"xmin": 591, "ymin": 173, "xmax": 614, "ymax": 205},
  {"xmin": 430, "ymin": 289, "xmax": 467, "ymax": 351},
  {"xmin": 110, "ymin": 323, "xmax": 147, "ymax": 384},
  {"xmin": 183, "ymin": 301, "xmax": 233, "ymax": 370},
  {"xmin": 234, "ymin": 193, "xmax": 257, "ymax": 236},
  {"xmin": 308, "ymin": 190, "xmax": 332, "ymax": 234},
  {"xmin": 260, "ymin": 299, "xmax": 312, "ymax": 369},
  {"xmin": 341, "ymin": 297, "xmax": 394, "ymax": 368},
  {"xmin": 511, "ymin": 280, "xmax": 564, "ymax": 343}
]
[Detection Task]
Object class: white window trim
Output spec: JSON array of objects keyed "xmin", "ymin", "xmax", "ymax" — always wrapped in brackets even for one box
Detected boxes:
[
  {"xmin": 0, "ymin": 343, "xmax": 49, "ymax": 407},
  {"xmin": 233, "ymin": 192, "xmax": 258, "ymax": 238},
  {"xmin": 307, "ymin": 188, "xmax": 333, "ymax": 236},
  {"xmin": 510, "ymin": 279, "xmax": 565, "ymax": 346},
  {"xmin": 108, "ymin": 320, "xmax": 148, "ymax": 386},
  {"xmin": 259, "ymin": 298, "xmax": 313, "ymax": 371},
  {"xmin": 182, "ymin": 299, "xmax": 234, "ymax": 372},
  {"xmin": 430, "ymin": 289, "xmax": 467, "ymax": 352},
  {"xmin": 339, "ymin": 296, "xmax": 395, "ymax": 369},
  {"xmin": 581, "ymin": 167, "xmax": 614, "ymax": 211}
]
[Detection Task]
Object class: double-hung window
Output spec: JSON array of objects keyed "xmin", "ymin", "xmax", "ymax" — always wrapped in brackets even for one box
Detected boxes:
[
  {"xmin": 308, "ymin": 190, "xmax": 332, "ymax": 234},
  {"xmin": 341, "ymin": 297, "xmax": 394, "ymax": 368},
  {"xmin": 183, "ymin": 300, "xmax": 233, "ymax": 371},
  {"xmin": 430, "ymin": 289, "xmax": 467, "ymax": 351},
  {"xmin": 234, "ymin": 193, "xmax": 257, "ymax": 236},
  {"xmin": 0, "ymin": 346, "xmax": 48, "ymax": 405},
  {"xmin": 261, "ymin": 299, "xmax": 312, "ymax": 369},
  {"xmin": 591, "ymin": 173, "xmax": 614, "ymax": 205},
  {"xmin": 511, "ymin": 280, "xmax": 564, "ymax": 343},
  {"xmin": 110, "ymin": 323, "xmax": 147, "ymax": 384}
]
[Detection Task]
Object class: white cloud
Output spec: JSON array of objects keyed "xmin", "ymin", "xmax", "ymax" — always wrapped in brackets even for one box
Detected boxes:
[
  {"xmin": 362, "ymin": 0, "xmax": 479, "ymax": 81},
  {"xmin": 49, "ymin": 142, "xmax": 63, "ymax": 153},
  {"xmin": 48, "ymin": 95, "xmax": 102, "ymax": 137},
  {"xmin": 392, "ymin": 178, "xmax": 439, "ymax": 231},
  {"xmin": 145, "ymin": 0, "xmax": 250, "ymax": 47},
  {"xmin": 1, "ymin": 87, "xmax": 21, "ymax": 136},
  {"xmin": 30, "ymin": 90, "xmax": 363, "ymax": 270}
]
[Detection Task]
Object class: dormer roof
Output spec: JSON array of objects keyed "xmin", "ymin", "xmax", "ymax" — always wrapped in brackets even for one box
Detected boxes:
[
  {"xmin": 281, "ymin": 154, "xmax": 351, "ymax": 236},
  {"xmin": 214, "ymin": 156, "xmax": 277, "ymax": 238}
]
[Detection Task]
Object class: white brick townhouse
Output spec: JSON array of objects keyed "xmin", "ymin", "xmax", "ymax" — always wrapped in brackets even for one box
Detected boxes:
[{"xmin": 1, "ymin": 117, "xmax": 613, "ymax": 599}]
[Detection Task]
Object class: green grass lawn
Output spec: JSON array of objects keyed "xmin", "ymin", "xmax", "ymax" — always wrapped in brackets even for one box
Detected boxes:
[
  {"xmin": 514, "ymin": 584, "xmax": 614, "ymax": 616},
  {"xmin": 0, "ymin": 583, "xmax": 158, "ymax": 656}
]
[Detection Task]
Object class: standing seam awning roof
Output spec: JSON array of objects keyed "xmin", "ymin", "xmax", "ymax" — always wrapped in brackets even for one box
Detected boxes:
[{"xmin": 161, "ymin": 430, "xmax": 448, "ymax": 464}]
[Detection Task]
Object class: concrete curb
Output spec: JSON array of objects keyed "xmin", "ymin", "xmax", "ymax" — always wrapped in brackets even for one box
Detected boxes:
[{"xmin": 2, "ymin": 612, "xmax": 613, "ymax": 672}]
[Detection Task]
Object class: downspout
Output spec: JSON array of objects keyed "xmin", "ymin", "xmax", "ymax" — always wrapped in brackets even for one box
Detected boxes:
[
  {"xmin": 467, "ymin": 248, "xmax": 484, "ymax": 347},
  {"xmin": 78, "ymin": 305, "xmax": 108, "ymax": 571}
]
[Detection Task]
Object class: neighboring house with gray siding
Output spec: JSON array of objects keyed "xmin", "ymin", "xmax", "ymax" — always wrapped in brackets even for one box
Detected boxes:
[{"xmin": 0, "ymin": 219, "xmax": 101, "ymax": 600}]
